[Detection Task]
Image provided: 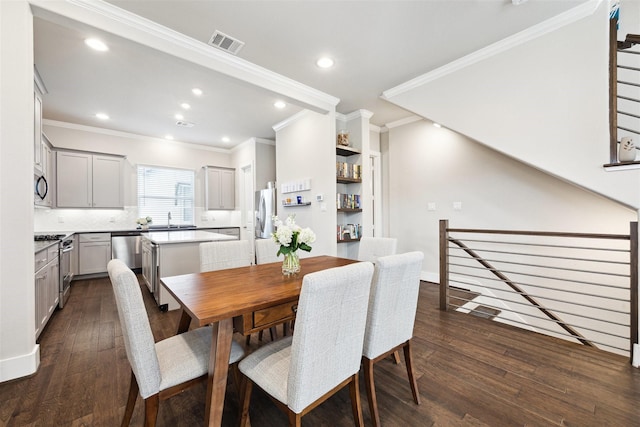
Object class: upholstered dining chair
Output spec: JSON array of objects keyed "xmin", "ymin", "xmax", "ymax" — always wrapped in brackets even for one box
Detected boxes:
[
  {"xmin": 107, "ymin": 259, "xmax": 245, "ymax": 427},
  {"xmin": 199, "ymin": 239, "xmax": 252, "ymax": 272},
  {"xmin": 254, "ymin": 237, "xmax": 282, "ymax": 264},
  {"xmin": 238, "ymin": 261, "xmax": 375, "ymax": 427},
  {"xmin": 357, "ymin": 236, "xmax": 398, "ymax": 262},
  {"xmin": 361, "ymin": 251, "xmax": 424, "ymax": 427}
]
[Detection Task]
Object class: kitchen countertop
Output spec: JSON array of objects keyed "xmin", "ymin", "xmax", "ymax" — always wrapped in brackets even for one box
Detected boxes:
[
  {"xmin": 141, "ymin": 230, "xmax": 236, "ymax": 245},
  {"xmin": 35, "ymin": 240, "xmax": 60, "ymax": 253}
]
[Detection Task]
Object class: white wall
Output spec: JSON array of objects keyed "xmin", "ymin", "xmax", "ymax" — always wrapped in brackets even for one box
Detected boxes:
[
  {"xmin": 275, "ymin": 111, "xmax": 336, "ymax": 257},
  {"xmin": 385, "ymin": 1, "xmax": 640, "ymax": 209},
  {"xmin": 0, "ymin": 0, "xmax": 40, "ymax": 382},
  {"xmin": 387, "ymin": 119, "xmax": 636, "ymax": 280},
  {"xmin": 35, "ymin": 122, "xmax": 241, "ymax": 231}
]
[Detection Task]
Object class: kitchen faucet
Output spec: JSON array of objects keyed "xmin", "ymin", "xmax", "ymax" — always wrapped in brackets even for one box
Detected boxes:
[{"xmin": 168, "ymin": 211, "xmax": 172, "ymax": 228}]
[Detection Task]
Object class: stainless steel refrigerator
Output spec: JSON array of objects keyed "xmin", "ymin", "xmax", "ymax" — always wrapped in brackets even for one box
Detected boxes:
[{"xmin": 255, "ymin": 183, "xmax": 277, "ymax": 239}]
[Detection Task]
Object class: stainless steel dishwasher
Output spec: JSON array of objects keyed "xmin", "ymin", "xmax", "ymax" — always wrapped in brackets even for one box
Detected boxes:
[{"xmin": 111, "ymin": 231, "xmax": 142, "ymax": 271}]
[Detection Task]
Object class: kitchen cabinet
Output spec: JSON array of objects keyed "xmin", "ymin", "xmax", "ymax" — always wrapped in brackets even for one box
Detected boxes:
[
  {"xmin": 78, "ymin": 233, "xmax": 112, "ymax": 275},
  {"xmin": 34, "ymin": 75, "xmax": 44, "ymax": 174},
  {"xmin": 204, "ymin": 166, "xmax": 235, "ymax": 210},
  {"xmin": 56, "ymin": 150, "xmax": 124, "ymax": 208},
  {"xmin": 35, "ymin": 245, "xmax": 59, "ymax": 340}
]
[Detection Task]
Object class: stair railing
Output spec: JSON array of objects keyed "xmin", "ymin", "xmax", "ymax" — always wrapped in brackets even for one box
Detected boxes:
[
  {"xmin": 439, "ymin": 220, "xmax": 638, "ymax": 360},
  {"xmin": 608, "ymin": 15, "xmax": 640, "ymax": 165}
]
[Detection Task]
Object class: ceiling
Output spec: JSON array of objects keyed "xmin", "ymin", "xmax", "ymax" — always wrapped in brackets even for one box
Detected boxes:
[{"xmin": 33, "ymin": 0, "xmax": 587, "ymax": 149}]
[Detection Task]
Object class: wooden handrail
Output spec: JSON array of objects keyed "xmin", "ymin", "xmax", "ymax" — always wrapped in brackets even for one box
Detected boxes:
[{"xmin": 610, "ymin": 17, "xmax": 618, "ymax": 164}]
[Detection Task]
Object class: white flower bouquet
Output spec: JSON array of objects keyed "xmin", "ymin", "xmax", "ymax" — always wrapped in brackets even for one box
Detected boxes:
[
  {"xmin": 272, "ymin": 214, "xmax": 315, "ymax": 256},
  {"xmin": 136, "ymin": 216, "xmax": 153, "ymax": 226}
]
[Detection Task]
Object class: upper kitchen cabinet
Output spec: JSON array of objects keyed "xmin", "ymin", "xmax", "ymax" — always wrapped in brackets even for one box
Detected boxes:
[
  {"xmin": 204, "ymin": 166, "xmax": 235, "ymax": 210},
  {"xmin": 56, "ymin": 150, "xmax": 125, "ymax": 208},
  {"xmin": 33, "ymin": 68, "xmax": 47, "ymax": 175}
]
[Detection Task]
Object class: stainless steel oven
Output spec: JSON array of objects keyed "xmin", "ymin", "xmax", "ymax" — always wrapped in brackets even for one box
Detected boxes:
[{"xmin": 59, "ymin": 236, "xmax": 74, "ymax": 308}]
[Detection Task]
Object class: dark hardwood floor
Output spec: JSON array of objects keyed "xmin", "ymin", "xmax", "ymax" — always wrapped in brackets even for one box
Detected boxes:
[{"xmin": 2, "ymin": 276, "xmax": 640, "ymax": 426}]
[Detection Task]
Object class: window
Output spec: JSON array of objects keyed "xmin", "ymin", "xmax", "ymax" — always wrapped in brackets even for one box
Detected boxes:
[{"xmin": 137, "ymin": 165, "xmax": 195, "ymax": 225}]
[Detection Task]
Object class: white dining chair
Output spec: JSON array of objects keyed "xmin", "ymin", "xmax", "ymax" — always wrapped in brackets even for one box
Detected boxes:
[
  {"xmin": 357, "ymin": 236, "xmax": 398, "ymax": 262},
  {"xmin": 238, "ymin": 261, "xmax": 375, "ymax": 427},
  {"xmin": 199, "ymin": 239, "xmax": 251, "ymax": 272},
  {"xmin": 107, "ymin": 259, "xmax": 245, "ymax": 427},
  {"xmin": 254, "ymin": 238, "xmax": 282, "ymax": 264},
  {"xmin": 361, "ymin": 251, "xmax": 424, "ymax": 427}
]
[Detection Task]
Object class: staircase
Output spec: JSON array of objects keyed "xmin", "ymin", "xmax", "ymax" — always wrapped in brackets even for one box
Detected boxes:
[{"xmin": 612, "ymin": 30, "xmax": 640, "ymax": 163}]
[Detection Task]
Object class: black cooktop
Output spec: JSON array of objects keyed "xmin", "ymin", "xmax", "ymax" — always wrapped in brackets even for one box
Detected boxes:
[{"xmin": 34, "ymin": 234, "xmax": 66, "ymax": 241}]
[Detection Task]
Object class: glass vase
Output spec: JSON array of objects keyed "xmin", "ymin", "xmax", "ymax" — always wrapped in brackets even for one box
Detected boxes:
[{"xmin": 282, "ymin": 251, "xmax": 300, "ymax": 276}]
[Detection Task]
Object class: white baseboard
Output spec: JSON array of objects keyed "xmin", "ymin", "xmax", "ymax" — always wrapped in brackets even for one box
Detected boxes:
[{"xmin": 0, "ymin": 344, "xmax": 39, "ymax": 382}]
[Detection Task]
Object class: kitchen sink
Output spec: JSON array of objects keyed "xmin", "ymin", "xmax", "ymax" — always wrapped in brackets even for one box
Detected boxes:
[{"xmin": 147, "ymin": 224, "xmax": 197, "ymax": 231}]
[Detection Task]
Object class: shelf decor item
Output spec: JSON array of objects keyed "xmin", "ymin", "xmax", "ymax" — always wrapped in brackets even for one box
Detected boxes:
[
  {"xmin": 337, "ymin": 129, "xmax": 350, "ymax": 146},
  {"xmin": 272, "ymin": 214, "xmax": 316, "ymax": 276},
  {"xmin": 618, "ymin": 137, "xmax": 635, "ymax": 163}
]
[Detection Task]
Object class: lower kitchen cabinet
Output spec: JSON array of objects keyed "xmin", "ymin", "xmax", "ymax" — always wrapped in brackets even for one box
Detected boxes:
[
  {"xmin": 78, "ymin": 233, "xmax": 112, "ymax": 275},
  {"xmin": 35, "ymin": 245, "xmax": 59, "ymax": 339}
]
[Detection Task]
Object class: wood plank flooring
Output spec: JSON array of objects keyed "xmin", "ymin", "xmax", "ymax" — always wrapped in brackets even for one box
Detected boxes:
[{"xmin": 1, "ymin": 276, "xmax": 639, "ymax": 426}]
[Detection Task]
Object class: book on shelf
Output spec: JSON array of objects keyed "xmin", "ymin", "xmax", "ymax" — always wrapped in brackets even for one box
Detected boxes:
[
  {"xmin": 336, "ymin": 193, "xmax": 361, "ymax": 209},
  {"xmin": 336, "ymin": 162, "xmax": 361, "ymax": 179},
  {"xmin": 337, "ymin": 223, "xmax": 362, "ymax": 240}
]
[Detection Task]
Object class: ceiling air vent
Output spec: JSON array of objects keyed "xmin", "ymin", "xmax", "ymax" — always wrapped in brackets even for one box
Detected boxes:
[
  {"xmin": 176, "ymin": 120, "xmax": 195, "ymax": 128},
  {"xmin": 208, "ymin": 30, "xmax": 244, "ymax": 55}
]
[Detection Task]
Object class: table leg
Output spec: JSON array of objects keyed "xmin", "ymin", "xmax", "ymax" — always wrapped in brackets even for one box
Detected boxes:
[
  {"xmin": 176, "ymin": 309, "xmax": 192, "ymax": 334},
  {"xmin": 205, "ymin": 317, "xmax": 233, "ymax": 427}
]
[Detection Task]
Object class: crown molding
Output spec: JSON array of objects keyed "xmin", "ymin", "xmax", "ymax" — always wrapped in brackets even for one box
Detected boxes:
[
  {"xmin": 382, "ymin": 0, "xmax": 604, "ymax": 100},
  {"xmin": 30, "ymin": 0, "xmax": 339, "ymax": 113},
  {"xmin": 43, "ymin": 119, "xmax": 231, "ymax": 153},
  {"xmin": 272, "ymin": 110, "xmax": 311, "ymax": 132},
  {"xmin": 336, "ymin": 109, "xmax": 374, "ymax": 122},
  {"xmin": 384, "ymin": 116, "xmax": 424, "ymax": 130},
  {"xmin": 369, "ymin": 123, "xmax": 382, "ymax": 133}
]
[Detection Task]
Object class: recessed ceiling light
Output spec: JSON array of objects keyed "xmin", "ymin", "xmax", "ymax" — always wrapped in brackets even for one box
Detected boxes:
[
  {"xmin": 221, "ymin": 136, "xmax": 230, "ymax": 143},
  {"xmin": 174, "ymin": 113, "xmax": 184, "ymax": 120},
  {"xmin": 433, "ymin": 123, "xmax": 442, "ymax": 128},
  {"xmin": 274, "ymin": 100, "xmax": 286, "ymax": 109},
  {"xmin": 165, "ymin": 134, "xmax": 174, "ymax": 140},
  {"xmin": 192, "ymin": 88, "xmax": 203, "ymax": 96},
  {"xmin": 85, "ymin": 38, "xmax": 109, "ymax": 52},
  {"xmin": 316, "ymin": 57, "xmax": 334, "ymax": 69},
  {"xmin": 181, "ymin": 103, "xmax": 191, "ymax": 110},
  {"xmin": 95, "ymin": 112, "xmax": 109, "ymax": 120}
]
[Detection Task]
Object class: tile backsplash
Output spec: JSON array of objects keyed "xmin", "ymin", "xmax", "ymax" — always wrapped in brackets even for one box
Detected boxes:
[{"xmin": 34, "ymin": 206, "xmax": 241, "ymax": 232}]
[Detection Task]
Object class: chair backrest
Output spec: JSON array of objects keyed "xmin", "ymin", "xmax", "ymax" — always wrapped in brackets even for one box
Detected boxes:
[
  {"xmin": 200, "ymin": 239, "xmax": 251, "ymax": 272},
  {"xmin": 362, "ymin": 251, "xmax": 424, "ymax": 360},
  {"xmin": 107, "ymin": 259, "xmax": 161, "ymax": 399},
  {"xmin": 287, "ymin": 261, "xmax": 374, "ymax": 413},
  {"xmin": 255, "ymin": 238, "xmax": 282, "ymax": 264},
  {"xmin": 357, "ymin": 237, "xmax": 397, "ymax": 262}
]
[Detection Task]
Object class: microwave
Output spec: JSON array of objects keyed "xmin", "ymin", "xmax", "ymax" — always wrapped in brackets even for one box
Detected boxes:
[{"xmin": 34, "ymin": 173, "xmax": 49, "ymax": 207}]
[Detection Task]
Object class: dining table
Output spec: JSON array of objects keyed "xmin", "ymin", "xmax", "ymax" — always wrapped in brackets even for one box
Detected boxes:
[{"xmin": 161, "ymin": 255, "xmax": 358, "ymax": 426}]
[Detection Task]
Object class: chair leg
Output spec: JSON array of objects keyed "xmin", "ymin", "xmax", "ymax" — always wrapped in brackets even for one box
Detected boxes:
[
  {"xmin": 239, "ymin": 374, "xmax": 254, "ymax": 427},
  {"xmin": 348, "ymin": 373, "xmax": 364, "ymax": 427},
  {"xmin": 362, "ymin": 357, "xmax": 380, "ymax": 427},
  {"xmin": 287, "ymin": 409, "xmax": 302, "ymax": 427},
  {"xmin": 143, "ymin": 394, "xmax": 160, "ymax": 427},
  {"xmin": 392, "ymin": 350, "xmax": 401, "ymax": 364},
  {"xmin": 403, "ymin": 340, "xmax": 421, "ymax": 405},
  {"xmin": 121, "ymin": 371, "xmax": 139, "ymax": 427}
]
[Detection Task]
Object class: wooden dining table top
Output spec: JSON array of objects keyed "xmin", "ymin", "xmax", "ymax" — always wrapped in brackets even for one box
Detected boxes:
[{"xmin": 161, "ymin": 255, "xmax": 358, "ymax": 326}]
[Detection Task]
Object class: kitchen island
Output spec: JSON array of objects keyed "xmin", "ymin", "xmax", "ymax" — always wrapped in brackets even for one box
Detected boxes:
[{"xmin": 141, "ymin": 230, "xmax": 237, "ymax": 311}]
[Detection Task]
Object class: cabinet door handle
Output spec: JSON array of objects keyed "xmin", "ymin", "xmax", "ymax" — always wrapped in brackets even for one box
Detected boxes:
[{"xmin": 291, "ymin": 304, "xmax": 298, "ymax": 313}]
